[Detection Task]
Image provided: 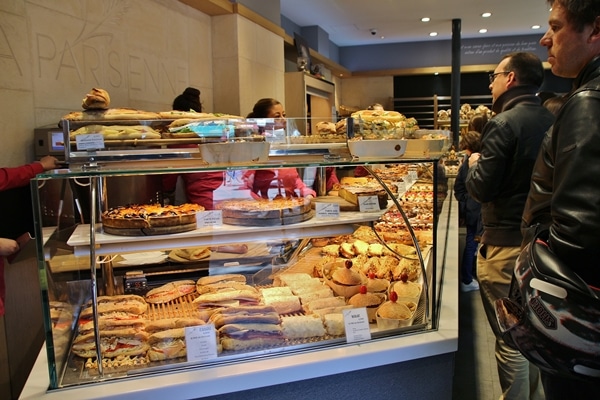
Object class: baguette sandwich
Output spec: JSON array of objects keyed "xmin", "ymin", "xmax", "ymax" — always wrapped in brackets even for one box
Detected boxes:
[
  {"xmin": 147, "ymin": 328, "xmax": 188, "ymax": 361},
  {"xmin": 218, "ymin": 322, "xmax": 283, "ymax": 351},
  {"xmin": 80, "ymin": 294, "xmax": 147, "ymax": 318},
  {"xmin": 145, "ymin": 280, "xmax": 196, "ymax": 304},
  {"xmin": 71, "ymin": 329, "xmax": 149, "ymax": 359},
  {"xmin": 192, "ymin": 289, "xmax": 260, "ymax": 307}
]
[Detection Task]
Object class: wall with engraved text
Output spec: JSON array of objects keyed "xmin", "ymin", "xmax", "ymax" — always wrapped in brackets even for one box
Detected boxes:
[{"xmin": 0, "ymin": 0, "xmax": 213, "ymax": 166}]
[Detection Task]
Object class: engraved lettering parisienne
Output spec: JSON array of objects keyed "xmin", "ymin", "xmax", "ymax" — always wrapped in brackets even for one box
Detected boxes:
[{"xmin": 2, "ymin": 1, "xmax": 188, "ymax": 94}]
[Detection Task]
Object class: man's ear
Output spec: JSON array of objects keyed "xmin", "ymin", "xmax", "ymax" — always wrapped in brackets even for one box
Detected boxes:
[
  {"xmin": 589, "ymin": 15, "xmax": 600, "ymax": 43},
  {"xmin": 506, "ymin": 70, "xmax": 517, "ymax": 87}
]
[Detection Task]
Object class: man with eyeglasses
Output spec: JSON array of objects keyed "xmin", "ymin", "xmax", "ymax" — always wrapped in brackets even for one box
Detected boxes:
[{"xmin": 466, "ymin": 52, "xmax": 554, "ymax": 400}]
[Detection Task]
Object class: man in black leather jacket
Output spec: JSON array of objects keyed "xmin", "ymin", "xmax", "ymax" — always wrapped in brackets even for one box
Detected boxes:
[
  {"xmin": 466, "ymin": 52, "xmax": 554, "ymax": 400},
  {"xmin": 521, "ymin": 1, "xmax": 600, "ymax": 398}
]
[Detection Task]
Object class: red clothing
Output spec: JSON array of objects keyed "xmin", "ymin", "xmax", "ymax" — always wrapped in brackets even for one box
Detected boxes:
[
  {"xmin": 0, "ymin": 162, "xmax": 44, "ymax": 316},
  {"xmin": 324, "ymin": 167, "xmax": 339, "ymax": 191},
  {"xmin": 162, "ymin": 172, "xmax": 223, "ymax": 210},
  {"xmin": 243, "ymin": 168, "xmax": 316, "ymax": 199}
]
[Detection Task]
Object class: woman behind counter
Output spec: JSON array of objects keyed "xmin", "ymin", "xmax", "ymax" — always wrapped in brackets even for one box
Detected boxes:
[{"xmin": 243, "ymin": 98, "xmax": 338, "ymax": 198}]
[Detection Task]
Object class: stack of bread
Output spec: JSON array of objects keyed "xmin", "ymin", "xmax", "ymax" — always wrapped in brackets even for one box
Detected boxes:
[{"xmin": 72, "ymin": 295, "xmax": 149, "ymax": 359}]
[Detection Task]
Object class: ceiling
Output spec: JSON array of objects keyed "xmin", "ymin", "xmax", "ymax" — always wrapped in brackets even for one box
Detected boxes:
[{"xmin": 280, "ymin": 0, "xmax": 552, "ymax": 47}]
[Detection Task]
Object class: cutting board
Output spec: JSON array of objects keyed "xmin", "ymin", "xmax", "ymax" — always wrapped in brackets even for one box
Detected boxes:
[{"xmin": 311, "ymin": 195, "xmax": 359, "ymax": 211}]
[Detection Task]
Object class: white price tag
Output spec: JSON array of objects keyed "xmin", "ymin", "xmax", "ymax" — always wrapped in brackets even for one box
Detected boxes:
[
  {"xmin": 196, "ymin": 210, "xmax": 222, "ymax": 228},
  {"xmin": 75, "ymin": 133, "xmax": 105, "ymax": 150},
  {"xmin": 396, "ymin": 180, "xmax": 407, "ymax": 193},
  {"xmin": 408, "ymin": 171, "xmax": 418, "ymax": 181},
  {"xmin": 315, "ymin": 202, "xmax": 340, "ymax": 219},
  {"xmin": 343, "ymin": 308, "xmax": 372, "ymax": 343},
  {"xmin": 358, "ymin": 195, "xmax": 380, "ymax": 212},
  {"xmin": 185, "ymin": 324, "xmax": 218, "ymax": 362}
]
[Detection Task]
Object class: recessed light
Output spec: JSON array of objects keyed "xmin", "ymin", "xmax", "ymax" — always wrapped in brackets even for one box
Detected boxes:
[
  {"xmin": 479, "ymin": 29, "xmax": 488, "ymax": 33},
  {"xmin": 380, "ymin": 35, "xmax": 385, "ymax": 39},
  {"xmin": 429, "ymin": 32, "xmax": 438, "ymax": 37},
  {"xmin": 531, "ymin": 25, "xmax": 541, "ymax": 29},
  {"xmin": 421, "ymin": 17, "xmax": 430, "ymax": 22},
  {"xmin": 482, "ymin": 12, "xmax": 492, "ymax": 18}
]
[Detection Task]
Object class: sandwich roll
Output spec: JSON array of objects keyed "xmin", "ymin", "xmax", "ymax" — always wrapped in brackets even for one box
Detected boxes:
[
  {"xmin": 145, "ymin": 280, "xmax": 196, "ymax": 304},
  {"xmin": 210, "ymin": 306, "xmax": 281, "ymax": 328},
  {"xmin": 80, "ymin": 294, "xmax": 147, "ymax": 318},
  {"xmin": 192, "ymin": 289, "xmax": 260, "ymax": 306},
  {"xmin": 79, "ymin": 313, "xmax": 147, "ymax": 333},
  {"xmin": 147, "ymin": 328, "xmax": 188, "ymax": 361},
  {"xmin": 196, "ymin": 274, "xmax": 246, "ymax": 287},
  {"xmin": 72, "ymin": 329, "xmax": 149, "ymax": 359},
  {"xmin": 218, "ymin": 320, "xmax": 284, "ymax": 351},
  {"xmin": 197, "ymin": 282, "xmax": 257, "ymax": 295}
]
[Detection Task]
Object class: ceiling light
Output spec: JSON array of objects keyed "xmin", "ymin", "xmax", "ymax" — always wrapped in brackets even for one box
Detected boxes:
[
  {"xmin": 421, "ymin": 17, "xmax": 430, "ymax": 22},
  {"xmin": 434, "ymin": 72, "xmax": 439, "ymax": 76},
  {"xmin": 429, "ymin": 32, "xmax": 438, "ymax": 37},
  {"xmin": 380, "ymin": 35, "xmax": 385, "ymax": 39},
  {"xmin": 479, "ymin": 29, "xmax": 488, "ymax": 33},
  {"xmin": 531, "ymin": 25, "xmax": 541, "ymax": 29},
  {"xmin": 481, "ymin": 12, "xmax": 492, "ymax": 18}
]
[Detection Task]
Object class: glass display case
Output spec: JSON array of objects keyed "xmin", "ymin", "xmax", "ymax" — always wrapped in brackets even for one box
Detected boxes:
[{"xmin": 30, "ymin": 117, "xmax": 452, "ymax": 391}]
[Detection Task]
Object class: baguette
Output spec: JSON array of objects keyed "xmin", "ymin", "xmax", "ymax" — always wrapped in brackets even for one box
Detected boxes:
[
  {"xmin": 192, "ymin": 289, "xmax": 260, "ymax": 306},
  {"xmin": 145, "ymin": 280, "xmax": 196, "ymax": 304},
  {"xmin": 147, "ymin": 328, "xmax": 187, "ymax": 361},
  {"xmin": 80, "ymin": 295, "xmax": 147, "ymax": 318},
  {"xmin": 196, "ymin": 274, "xmax": 246, "ymax": 287}
]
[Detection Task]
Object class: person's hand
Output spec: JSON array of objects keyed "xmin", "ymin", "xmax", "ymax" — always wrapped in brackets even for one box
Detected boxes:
[
  {"xmin": 0, "ymin": 238, "xmax": 19, "ymax": 256},
  {"xmin": 38, "ymin": 155, "xmax": 60, "ymax": 171},
  {"xmin": 468, "ymin": 152, "xmax": 481, "ymax": 168}
]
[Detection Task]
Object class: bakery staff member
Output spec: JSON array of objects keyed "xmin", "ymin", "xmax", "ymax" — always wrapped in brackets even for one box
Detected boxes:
[
  {"xmin": 243, "ymin": 98, "xmax": 317, "ymax": 199},
  {"xmin": 162, "ymin": 87, "xmax": 224, "ymax": 209},
  {"xmin": 0, "ymin": 155, "xmax": 59, "ymax": 316}
]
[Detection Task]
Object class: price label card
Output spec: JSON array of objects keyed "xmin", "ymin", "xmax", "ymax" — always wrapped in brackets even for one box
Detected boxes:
[
  {"xmin": 185, "ymin": 324, "xmax": 218, "ymax": 362},
  {"xmin": 408, "ymin": 171, "xmax": 418, "ymax": 181},
  {"xmin": 196, "ymin": 210, "xmax": 222, "ymax": 228},
  {"xmin": 343, "ymin": 308, "xmax": 372, "ymax": 343},
  {"xmin": 315, "ymin": 202, "xmax": 340, "ymax": 219},
  {"xmin": 396, "ymin": 180, "xmax": 407, "ymax": 193},
  {"xmin": 75, "ymin": 134, "xmax": 105, "ymax": 151},
  {"xmin": 358, "ymin": 196, "xmax": 380, "ymax": 212}
]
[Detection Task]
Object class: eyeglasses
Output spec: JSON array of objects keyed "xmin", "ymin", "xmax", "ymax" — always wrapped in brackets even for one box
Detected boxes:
[{"xmin": 489, "ymin": 71, "xmax": 510, "ymax": 83}]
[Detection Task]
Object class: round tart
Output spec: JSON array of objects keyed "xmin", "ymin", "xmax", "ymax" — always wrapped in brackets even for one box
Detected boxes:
[{"xmin": 102, "ymin": 203, "xmax": 203, "ymax": 230}]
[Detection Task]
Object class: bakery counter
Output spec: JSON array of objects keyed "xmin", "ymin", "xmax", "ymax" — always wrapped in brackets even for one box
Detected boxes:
[{"xmin": 20, "ymin": 193, "xmax": 459, "ymax": 400}]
